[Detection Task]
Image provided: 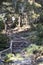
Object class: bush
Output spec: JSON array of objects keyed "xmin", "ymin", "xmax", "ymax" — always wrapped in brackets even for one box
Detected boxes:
[
  {"xmin": 34, "ymin": 24, "xmax": 43, "ymax": 45},
  {"xmin": 39, "ymin": 12, "xmax": 43, "ymax": 23},
  {"xmin": 0, "ymin": 34, "xmax": 9, "ymax": 51},
  {"xmin": 27, "ymin": 23, "xmax": 43, "ymax": 45},
  {"xmin": 0, "ymin": 18, "xmax": 4, "ymax": 31}
]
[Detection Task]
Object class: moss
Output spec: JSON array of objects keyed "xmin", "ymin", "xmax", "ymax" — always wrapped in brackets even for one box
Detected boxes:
[
  {"xmin": 24, "ymin": 44, "xmax": 43, "ymax": 56},
  {"xmin": 4, "ymin": 53, "xmax": 24, "ymax": 62}
]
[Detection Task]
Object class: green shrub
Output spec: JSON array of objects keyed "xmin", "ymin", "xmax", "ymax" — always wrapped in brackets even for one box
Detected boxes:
[
  {"xmin": 27, "ymin": 23, "xmax": 43, "ymax": 45},
  {"xmin": 0, "ymin": 18, "xmax": 4, "ymax": 31},
  {"xmin": 39, "ymin": 12, "xmax": 43, "ymax": 23},
  {"xmin": 0, "ymin": 34, "xmax": 9, "ymax": 51}
]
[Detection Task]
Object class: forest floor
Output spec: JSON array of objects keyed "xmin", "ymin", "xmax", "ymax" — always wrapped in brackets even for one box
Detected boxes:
[{"xmin": 1, "ymin": 25, "xmax": 43, "ymax": 65}]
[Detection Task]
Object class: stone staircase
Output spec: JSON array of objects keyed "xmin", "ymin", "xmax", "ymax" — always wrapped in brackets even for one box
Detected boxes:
[{"xmin": 12, "ymin": 40, "xmax": 29, "ymax": 53}]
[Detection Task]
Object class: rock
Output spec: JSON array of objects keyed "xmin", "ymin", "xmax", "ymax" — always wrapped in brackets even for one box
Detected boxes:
[
  {"xmin": 21, "ymin": 58, "xmax": 32, "ymax": 65},
  {"xmin": 37, "ymin": 56, "xmax": 43, "ymax": 63},
  {"xmin": 2, "ymin": 57, "xmax": 36, "ymax": 65}
]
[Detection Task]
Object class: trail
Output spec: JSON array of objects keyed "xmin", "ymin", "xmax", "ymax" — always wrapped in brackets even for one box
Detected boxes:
[{"xmin": 9, "ymin": 30, "xmax": 31, "ymax": 53}]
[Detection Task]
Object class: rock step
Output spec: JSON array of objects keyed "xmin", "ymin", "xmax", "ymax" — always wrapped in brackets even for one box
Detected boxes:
[{"xmin": 12, "ymin": 41, "xmax": 29, "ymax": 53}]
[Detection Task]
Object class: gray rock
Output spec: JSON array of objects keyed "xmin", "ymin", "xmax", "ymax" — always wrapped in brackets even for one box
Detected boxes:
[{"xmin": 37, "ymin": 57, "xmax": 43, "ymax": 62}]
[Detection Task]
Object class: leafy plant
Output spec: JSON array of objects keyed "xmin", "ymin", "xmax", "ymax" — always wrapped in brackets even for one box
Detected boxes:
[
  {"xmin": 0, "ymin": 18, "xmax": 4, "ymax": 31},
  {"xmin": 29, "ymin": 23, "xmax": 43, "ymax": 45},
  {"xmin": 0, "ymin": 34, "xmax": 9, "ymax": 51}
]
